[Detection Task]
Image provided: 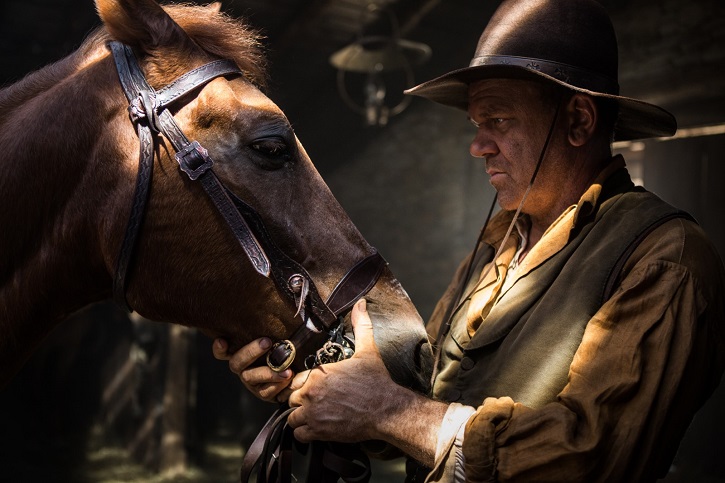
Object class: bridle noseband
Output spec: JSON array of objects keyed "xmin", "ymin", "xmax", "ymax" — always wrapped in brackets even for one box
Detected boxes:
[{"xmin": 108, "ymin": 41, "xmax": 387, "ymax": 373}]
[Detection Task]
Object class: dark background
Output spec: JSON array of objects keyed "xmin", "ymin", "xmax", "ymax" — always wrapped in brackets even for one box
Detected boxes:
[{"xmin": 1, "ymin": 0, "xmax": 724, "ymax": 481}]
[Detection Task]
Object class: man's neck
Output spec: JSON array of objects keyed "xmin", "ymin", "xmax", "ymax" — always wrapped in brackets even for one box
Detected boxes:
[{"xmin": 524, "ymin": 153, "xmax": 613, "ymax": 257}]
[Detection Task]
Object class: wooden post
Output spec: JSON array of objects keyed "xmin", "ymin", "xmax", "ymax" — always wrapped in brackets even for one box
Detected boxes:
[{"xmin": 159, "ymin": 324, "xmax": 192, "ymax": 475}]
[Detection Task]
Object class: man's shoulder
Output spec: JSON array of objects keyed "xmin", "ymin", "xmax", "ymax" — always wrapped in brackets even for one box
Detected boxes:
[{"xmin": 626, "ymin": 216, "xmax": 725, "ymax": 290}]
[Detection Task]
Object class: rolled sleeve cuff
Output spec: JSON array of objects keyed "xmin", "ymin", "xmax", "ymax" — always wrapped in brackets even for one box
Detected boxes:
[
  {"xmin": 463, "ymin": 396, "xmax": 516, "ymax": 482},
  {"xmin": 425, "ymin": 403, "xmax": 476, "ymax": 483}
]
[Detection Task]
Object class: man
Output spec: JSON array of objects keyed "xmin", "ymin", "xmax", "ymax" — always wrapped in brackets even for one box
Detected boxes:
[{"xmin": 214, "ymin": 0, "xmax": 725, "ymax": 480}]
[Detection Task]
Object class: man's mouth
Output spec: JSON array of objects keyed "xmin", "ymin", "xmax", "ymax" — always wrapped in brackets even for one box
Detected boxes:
[{"xmin": 486, "ymin": 167, "xmax": 505, "ymax": 182}]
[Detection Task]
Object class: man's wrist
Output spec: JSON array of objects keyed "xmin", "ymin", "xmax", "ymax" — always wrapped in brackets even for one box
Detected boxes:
[{"xmin": 374, "ymin": 384, "xmax": 449, "ymax": 467}]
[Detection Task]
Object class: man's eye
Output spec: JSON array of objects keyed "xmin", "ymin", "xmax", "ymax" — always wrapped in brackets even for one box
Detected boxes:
[{"xmin": 468, "ymin": 117, "xmax": 507, "ymax": 129}]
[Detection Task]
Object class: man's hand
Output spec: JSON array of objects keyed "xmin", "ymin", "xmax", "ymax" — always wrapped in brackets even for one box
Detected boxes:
[
  {"xmin": 214, "ymin": 299, "xmax": 446, "ymax": 467},
  {"xmin": 286, "ymin": 298, "xmax": 399, "ymax": 443},
  {"xmin": 212, "ymin": 337, "xmax": 294, "ymax": 403}
]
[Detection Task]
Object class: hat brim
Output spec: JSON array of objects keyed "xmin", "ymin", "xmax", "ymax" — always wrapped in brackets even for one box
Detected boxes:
[{"xmin": 404, "ymin": 64, "xmax": 677, "ymax": 141}]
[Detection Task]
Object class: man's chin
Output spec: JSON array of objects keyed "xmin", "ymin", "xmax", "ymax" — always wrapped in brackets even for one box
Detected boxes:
[{"xmin": 493, "ymin": 191, "xmax": 518, "ymax": 212}]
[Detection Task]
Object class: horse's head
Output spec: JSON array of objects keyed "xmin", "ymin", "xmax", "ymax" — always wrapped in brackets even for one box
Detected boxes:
[{"xmin": 88, "ymin": 0, "xmax": 432, "ymax": 390}]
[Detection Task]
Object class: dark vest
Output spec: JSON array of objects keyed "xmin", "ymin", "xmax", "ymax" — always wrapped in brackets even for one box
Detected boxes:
[{"xmin": 432, "ymin": 173, "xmax": 692, "ymax": 408}]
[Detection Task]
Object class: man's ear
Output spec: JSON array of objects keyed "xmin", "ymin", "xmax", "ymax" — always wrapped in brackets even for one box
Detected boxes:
[{"xmin": 566, "ymin": 93, "xmax": 597, "ymax": 147}]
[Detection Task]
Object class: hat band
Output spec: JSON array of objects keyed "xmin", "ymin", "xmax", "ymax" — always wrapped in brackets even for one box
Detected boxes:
[{"xmin": 470, "ymin": 55, "xmax": 620, "ymax": 95}]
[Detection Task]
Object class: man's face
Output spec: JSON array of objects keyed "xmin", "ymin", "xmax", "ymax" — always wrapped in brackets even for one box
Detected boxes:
[{"xmin": 467, "ymin": 78, "xmax": 560, "ymax": 213}]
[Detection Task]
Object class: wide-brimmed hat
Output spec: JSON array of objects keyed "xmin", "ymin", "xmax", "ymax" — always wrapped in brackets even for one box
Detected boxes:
[{"xmin": 405, "ymin": 0, "xmax": 676, "ymax": 141}]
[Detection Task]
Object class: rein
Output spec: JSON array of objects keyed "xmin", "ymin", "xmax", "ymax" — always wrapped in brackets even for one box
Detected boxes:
[{"xmin": 108, "ymin": 40, "xmax": 386, "ymax": 373}]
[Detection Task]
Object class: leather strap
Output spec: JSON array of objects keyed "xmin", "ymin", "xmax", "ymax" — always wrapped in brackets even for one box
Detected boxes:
[
  {"xmin": 112, "ymin": 120, "xmax": 154, "ymax": 310},
  {"xmin": 326, "ymin": 251, "xmax": 387, "ymax": 315},
  {"xmin": 240, "ymin": 406, "xmax": 372, "ymax": 483},
  {"xmin": 109, "ymin": 42, "xmax": 271, "ymax": 308},
  {"xmin": 240, "ymin": 406, "xmax": 297, "ymax": 483},
  {"xmin": 154, "ymin": 59, "xmax": 240, "ymax": 107},
  {"xmin": 110, "ymin": 41, "xmax": 159, "ymax": 309}
]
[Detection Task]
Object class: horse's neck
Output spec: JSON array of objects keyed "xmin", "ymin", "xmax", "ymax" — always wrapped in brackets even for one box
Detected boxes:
[{"xmin": 0, "ymin": 43, "xmax": 127, "ymax": 386}]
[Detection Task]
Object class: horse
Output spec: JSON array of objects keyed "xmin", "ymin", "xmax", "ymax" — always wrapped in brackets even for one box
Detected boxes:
[{"xmin": 0, "ymin": 0, "xmax": 432, "ymax": 400}]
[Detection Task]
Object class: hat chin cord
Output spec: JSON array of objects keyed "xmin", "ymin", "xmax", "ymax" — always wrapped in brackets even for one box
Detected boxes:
[
  {"xmin": 486, "ymin": 98, "xmax": 563, "ymax": 271},
  {"xmin": 430, "ymin": 99, "xmax": 563, "ymax": 384}
]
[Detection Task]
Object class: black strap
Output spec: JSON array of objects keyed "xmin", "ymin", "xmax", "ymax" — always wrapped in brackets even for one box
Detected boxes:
[
  {"xmin": 195, "ymin": 169, "xmax": 271, "ymax": 275},
  {"xmin": 326, "ymin": 252, "xmax": 388, "ymax": 315},
  {"xmin": 112, "ymin": 121, "xmax": 155, "ymax": 309},
  {"xmin": 155, "ymin": 59, "xmax": 240, "ymax": 107},
  {"xmin": 108, "ymin": 41, "xmax": 269, "ymax": 307},
  {"xmin": 110, "ymin": 41, "xmax": 159, "ymax": 309},
  {"xmin": 240, "ymin": 406, "xmax": 372, "ymax": 483}
]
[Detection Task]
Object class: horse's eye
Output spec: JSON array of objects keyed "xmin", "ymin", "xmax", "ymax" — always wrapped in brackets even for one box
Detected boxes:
[{"xmin": 250, "ymin": 138, "xmax": 291, "ymax": 161}]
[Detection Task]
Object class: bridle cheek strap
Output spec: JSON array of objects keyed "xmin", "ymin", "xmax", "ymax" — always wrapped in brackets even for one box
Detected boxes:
[{"xmin": 109, "ymin": 41, "xmax": 269, "ymax": 310}]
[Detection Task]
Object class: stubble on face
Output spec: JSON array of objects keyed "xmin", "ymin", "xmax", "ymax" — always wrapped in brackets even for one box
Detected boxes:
[{"xmin": 468, "ymin": 79, "xmax": 560, "ymax": 213}]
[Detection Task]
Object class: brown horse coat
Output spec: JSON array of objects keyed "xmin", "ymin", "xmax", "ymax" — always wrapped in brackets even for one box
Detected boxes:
[{"xmin": 0, "ymin": 0, "xmax": 431, "ymax": 391}]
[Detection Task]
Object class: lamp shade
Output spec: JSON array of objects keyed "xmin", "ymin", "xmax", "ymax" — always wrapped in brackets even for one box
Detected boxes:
[{"xmin": 330, "ymin": 36, "xmax": 431, "ymax": 73}]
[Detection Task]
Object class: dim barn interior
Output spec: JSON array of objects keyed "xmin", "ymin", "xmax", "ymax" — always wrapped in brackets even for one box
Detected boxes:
[{"xmin": 1, "ymin": 0, "xmax": 724, "ymax": 481}]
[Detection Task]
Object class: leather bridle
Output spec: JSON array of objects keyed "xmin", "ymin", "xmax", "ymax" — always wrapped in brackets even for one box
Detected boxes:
[{"xmin": 108, "ymin": 41, "xmax": 387, "ymax": 374}]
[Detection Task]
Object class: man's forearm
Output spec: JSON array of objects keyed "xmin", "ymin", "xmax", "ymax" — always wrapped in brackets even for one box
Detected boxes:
[{"xmin": 374, "ymin": 384, "xmax": 450, "ymax": 468}]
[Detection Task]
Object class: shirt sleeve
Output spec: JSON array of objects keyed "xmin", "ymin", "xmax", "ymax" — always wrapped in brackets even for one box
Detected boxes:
[
  {"xmin": 461, "ymin": 219, "xmax": 725, "ymax": 482},
  {"xmin": 425, "ymin": 403, "xmax": 476, "ymax": 483}
]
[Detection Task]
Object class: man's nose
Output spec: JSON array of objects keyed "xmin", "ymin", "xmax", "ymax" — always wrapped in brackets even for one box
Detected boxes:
[{"xmin": 470, "ymin": 130, "xmax": 498, "ymax": 158}]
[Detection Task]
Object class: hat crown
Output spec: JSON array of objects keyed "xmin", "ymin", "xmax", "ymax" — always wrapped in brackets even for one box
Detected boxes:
[{"xmin": 474, "ymin": 0, "xmax": 619, "ymax": 93}]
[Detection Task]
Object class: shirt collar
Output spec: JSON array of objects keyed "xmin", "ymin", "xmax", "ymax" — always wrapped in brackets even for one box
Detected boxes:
[
  {"xmin": 481, "ymin": 154, "xmax": 629, "ymax": 249},
  {"xmin": 572, "ymin": 154, "xmax": 627, "ymax": 226}
]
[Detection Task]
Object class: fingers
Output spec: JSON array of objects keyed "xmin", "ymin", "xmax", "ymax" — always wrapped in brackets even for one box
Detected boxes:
[
  {"xmin": 227, "ymin": 338, "xmax": 271, "ymax": 374},
  {"xmin": 286, "ymin": 407, "xmax": 312, "ymax": 442},
  {"xmin": 276, "ymin": 386, "xmax": 294, "ymax": 403},
  {"xmin": 288, "ymin": 409, "xmax": 317, "ymax": 443},
  {"xmin": 255, "ymin": 379, "xmax": 293, "ymax": 402},
  {"xmin": 215, "ymin": 337, "xmax": 295, "ymax": 403},
  {"xmin": 237, "ymin": 365, "xmax": 293, "ymax": 403},
  {"xmin": 286, "ymin": 372, "xmax": 309, "ymax": 439},
  {"xmin": 240, "ymin": 365, "xmax": 292, "ymax": 387},
  {"xmin": 287, "ymin": 370, "xmax": 311, "ymax": 407},
  {"xmin": 350, "ymin": 299, "xmax": 377, "ymax": 354},
  {"xmin": 212, "ymin": 338, "xmax": 230, "ymax": 360}
]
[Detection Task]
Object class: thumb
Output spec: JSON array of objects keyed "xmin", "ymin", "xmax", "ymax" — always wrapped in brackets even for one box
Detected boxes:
[{"xmin": 350, "ymin": 299, "xmax": 378, "ymax": 355}]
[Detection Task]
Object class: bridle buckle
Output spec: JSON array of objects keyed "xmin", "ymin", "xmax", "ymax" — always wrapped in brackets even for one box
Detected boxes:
[
  {"xmin": 267, "ymin": 339, "xmax": 297, "ymax": 373},
  {"xmin": 176, "ymin": 140, "xmax": 214, "ymax": 180}
]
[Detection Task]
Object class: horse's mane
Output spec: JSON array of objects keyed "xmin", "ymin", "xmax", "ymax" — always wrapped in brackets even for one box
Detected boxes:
[
  {"xmin": 159, "ymin": 3, "xmax": 268, "ymax": 87},
  {"xmin": 0, "ymin": 3, "xmax": 267, "ymax": 119}
]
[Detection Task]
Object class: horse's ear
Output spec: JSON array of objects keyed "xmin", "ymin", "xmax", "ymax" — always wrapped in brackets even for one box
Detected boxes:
[{"xmin": 95, "ymin": 0, "xmax": 190, "ymax": 52}]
